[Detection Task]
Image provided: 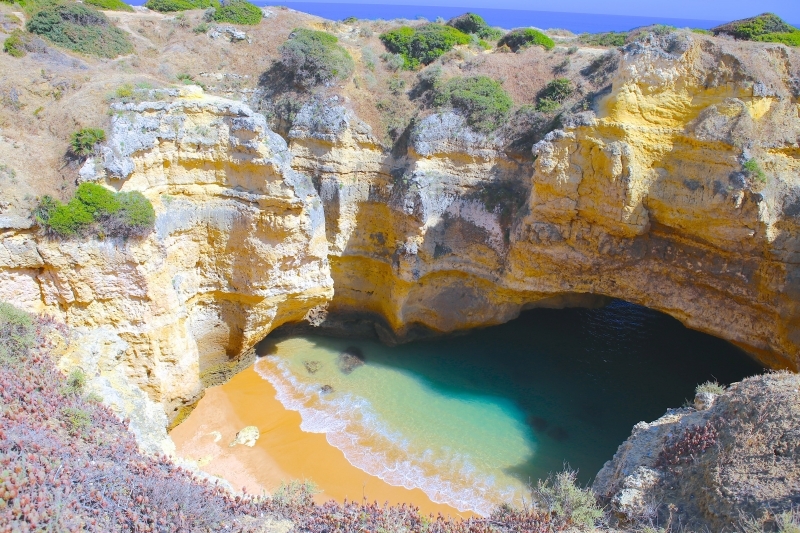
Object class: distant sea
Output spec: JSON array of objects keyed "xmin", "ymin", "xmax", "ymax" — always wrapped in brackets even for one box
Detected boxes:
[{"xmin": 250, "ymin": 2, "xmax": 727, "ymax": 32}]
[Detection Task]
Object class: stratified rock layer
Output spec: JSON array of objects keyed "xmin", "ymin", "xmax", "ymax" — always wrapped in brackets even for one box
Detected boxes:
[
  {"xmin": 289, "ymin": 33, "xmax": 800, "ymax": 368},
  {"xmin": 1, "ymin": 32, "xmax": 799, "ymax": 451},
  {"xmin": 0, "ymin": 89, "xmax": 333, "ymax": 449}
]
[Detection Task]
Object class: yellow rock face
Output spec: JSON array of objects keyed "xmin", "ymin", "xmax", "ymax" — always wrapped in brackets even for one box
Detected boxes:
[
  {"xmin": 0, "ymin": 93, "xmax": 333, "ymax": 446},
  {"xmin": 288, "ymin": 36, "xmax": 800, "ymax": 370},
  {"xmin": 1, "ymin": 35, "xmax": 799, "ymax": 448}
]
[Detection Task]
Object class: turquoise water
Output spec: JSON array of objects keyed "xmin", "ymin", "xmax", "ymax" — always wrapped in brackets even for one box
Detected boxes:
[{"xmin": 254, "ymin": 300, "xmax": 763, "ymax": 515}]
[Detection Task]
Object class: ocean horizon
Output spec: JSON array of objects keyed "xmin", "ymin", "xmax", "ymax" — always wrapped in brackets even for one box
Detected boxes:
[{"xmin": 252, "ymin": 2, "xmax": 729, "ymax": 33}]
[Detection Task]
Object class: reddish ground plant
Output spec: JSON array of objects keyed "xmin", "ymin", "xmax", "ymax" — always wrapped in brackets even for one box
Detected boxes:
[{"xmin": 655, "ymin": 419, "xmax": 719, "ymax": 468}]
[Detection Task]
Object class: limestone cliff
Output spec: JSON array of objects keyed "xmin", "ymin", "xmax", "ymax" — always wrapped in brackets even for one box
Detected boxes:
[
  {"xmin": 1, "ymin": 31, "xmax": 799, "ymax": 451},
  {"xmin": 287, "ymin": 32, "xmax": 800, "ymax": 369},
  {"xmin": 0, "ymin": 88, "xmax": 333, "ymax": 448}
]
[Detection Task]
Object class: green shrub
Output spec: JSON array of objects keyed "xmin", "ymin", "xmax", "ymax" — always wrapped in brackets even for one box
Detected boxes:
[
  {"xmin": 74, "ymin": 182, "xmax": 120, "ymax": 217},
  {"xmin": 0, "ymin": 301, "xmax": 34, "ymax": 367},
  {"xmin": 743, "ymin": 158, "xmax": 767, "ymax": 183},
  {"xmin": 279, "ymin": 28, "xmax": 354, "ymax": 87},
  {"xmin": 115, "ymin": 191, "xmax": 155, "ymax": 233},
  {"xmin": 696, "ymin": 380, "xmax": 725, "ymax": 395},
  {"xmin": 33, "ymin": 195, "xmax": 59, "ymax": 225},
  {"xmin": 754, "ymin": 31, "xmax": 800, "ymax": 46},
  {"xmin": 47, "ymin": 199, "xmax": 94, "ymax": 236},
  {"xmin": 380, "ymin": 23, "xmax": 471, "ymax": 69},
  {"xmin": 446, "ymin": 13, "xmax": 503, "ymax": 40},
  {"xmin": 532, "ymin": 469, "xmax": 602, "ymax": 530},
  {"xmin": 578, "ymin": 31, "xmax": 627, "ymax": 47},
  {"xmin": 61, "ymin": 406, "xmax": 91, "ymax": 435},
  {"xmin": 84, "ymin": 0, "xmax": 134, "ymax": 12},
  {"xmin": 64, "ymin": 368, "xmax": 87, "ymax": 395},
  {"xmin": 26, "ymin": 3, "xmax": 133, "ymax": 58},
  {"xmin": 193, "ymin": 21, "xmax": 209, "ymax": 33},
  {"xmin": 497, "ymin": 28, "xmax": 554, "ymax": 52},
  {"xmin": 3, "ymin": 30, "xmax": 27, "ymax": 57},
  {"xmin": 211, "ymin": 0, "xmax": 261, "ymax": 25},
  {"xmin": 713, "ymin": 13, "xmax": 800, "ymax": 46},
  {"xmin": 540, "ymin": 77, "xmax": 574, "ymax": 102},
  {"xmin": 535, "ymin": 98, "xmax": 561, "ymax": 112},
  {"xmin": 69, "ymin": 127, "xmax": 106, "ymax": 157},
  {"xmin": 691, "ymin": 28, "xmax": 712, "ymax": 35},
  {"xmin": 535, "ymin": 77, "xmax": 573, "ymax": 112},
  {"xmin": 144, "ymin": 0, "xmax": 216, "ymax": 12},
  {"xmin": 433, "ymin": 75, "xmax": 512, "ymax": 132},
  {"xmin": 37, "ymin": 185, "xmax": 156, "ymax": 239}
]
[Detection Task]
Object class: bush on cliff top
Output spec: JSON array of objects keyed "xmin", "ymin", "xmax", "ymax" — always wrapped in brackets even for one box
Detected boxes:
[
  {"xmin": 211, "ymin": 0, "xmax": 262, "ymax": 25},
  {"xmin": 497, "ymin": 28, "xmax": 554, "ymax": 52},
  {"xmin": 35, "ymin": 183, "xmax": 155, "ymax": 238},
  {"xmin": 380, "ymin": 23, "xmax": 471, "ymax": 69},
  {"xmin": 84, "ymin": 0, "xmax": 134, "ymax": 12},
  {"xmin": 26, "ymin": 2, "xmax": 133, "ymax": 58},
  {"xmin": 712, "ymin": 13, "xmax": 800, "ymax": 46},
  {"xmin": 446, "ymin": 13, "xmax": 503, "ymax": 40},
  {"xmin": 279, "ymin": 28, "xmax": 354, "ymax": 87},
  {"xmin": 578, "ymin": 31, "xmax": 627, "ymax": 47},
  {"xmin": 144, "ymin": 0, "xmax": 216, "ymax": 13},
  {"xmin": 433, "ymin": 75, "xmax": 512, "ymax": 132}
]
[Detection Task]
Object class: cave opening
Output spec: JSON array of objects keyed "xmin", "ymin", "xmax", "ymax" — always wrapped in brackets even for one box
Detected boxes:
[{"xmin": 178, "ymin": 298, "xmax": 764, "ymax": 515}]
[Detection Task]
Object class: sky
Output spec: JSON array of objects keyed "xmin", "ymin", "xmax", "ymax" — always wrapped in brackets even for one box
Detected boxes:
[{"xmin": 278, "ymin": 0, "xmax": 800, "ymax": 23}]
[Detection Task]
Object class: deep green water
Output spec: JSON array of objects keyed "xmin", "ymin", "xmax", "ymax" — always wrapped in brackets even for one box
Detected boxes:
[{"xmin": 255, "ymin": 300, "xmax": 763, "ymax": 515}]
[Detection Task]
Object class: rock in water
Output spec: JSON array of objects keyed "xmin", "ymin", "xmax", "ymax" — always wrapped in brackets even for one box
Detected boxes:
[
  {"xmin": 528, "ymin": 415, "xmax": 549, "ymax": 432},
  {"xmin": 337, "ymin": 347, "xmax": 365, "ymax": 374},
  {"xmin": 229, "ymin": 426, "xmax": 260, "ymax": 447},
  {"xmin": 304, "ymin": 360, "xmax": 321, "ymax": 374},
  {"xmin": 320, "ymin": 384, "xmax": 334, "ymax": 394}
]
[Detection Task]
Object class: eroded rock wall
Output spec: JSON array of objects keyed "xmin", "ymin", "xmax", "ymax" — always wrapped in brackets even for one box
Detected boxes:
[
  {"xmin": 288, "ymin": 33, "xmax": 800, "ymax": 368},
  {"xmin": 0, "ymin": 32, "xmax": 798, "ymax": 452},
  {"xmin": 0, "ymin": 89, "xmax": 333, "ymax": 448}
]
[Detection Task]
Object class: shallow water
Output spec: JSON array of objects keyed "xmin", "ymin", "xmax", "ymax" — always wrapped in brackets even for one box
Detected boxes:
[{"xmin": 254, "ymin": 300, "xmax": 762, "ymax": 515}]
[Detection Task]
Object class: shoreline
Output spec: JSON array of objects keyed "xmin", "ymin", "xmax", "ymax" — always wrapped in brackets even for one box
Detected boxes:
[{"xmin": 169, "ymin": 362, "xmax": 474, "ymax": 518}]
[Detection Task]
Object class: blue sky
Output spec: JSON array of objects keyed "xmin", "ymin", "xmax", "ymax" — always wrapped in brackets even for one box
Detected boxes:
[{"xmin": 280, "ymin": 0, "xmax": 799, "ymax": 23}]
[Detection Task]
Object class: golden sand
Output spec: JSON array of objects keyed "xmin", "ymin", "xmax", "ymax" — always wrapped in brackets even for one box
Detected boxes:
[{"xmin": 169, "ymin": 362, "xmax": 472, "ymax": 518}]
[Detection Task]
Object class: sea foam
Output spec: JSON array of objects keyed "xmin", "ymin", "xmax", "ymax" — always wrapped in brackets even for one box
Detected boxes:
[{"xmin": 255, "ymin": 357, "xmax": 518, "ymax": 516}]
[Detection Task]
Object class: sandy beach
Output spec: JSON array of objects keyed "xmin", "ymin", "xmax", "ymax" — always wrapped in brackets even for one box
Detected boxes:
[{"xmin": 169, "ymin": 361, "xmax": 472, "ymax": 518}]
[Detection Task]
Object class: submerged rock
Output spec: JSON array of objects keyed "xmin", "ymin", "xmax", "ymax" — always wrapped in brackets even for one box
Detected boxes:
[
  {"xmin": 547, "ymin": 426, "xmax": 569, "ymax": 442},
  {"xmin": 230, "ymin": 426, "xmax": 260, "ymax": 447},
  {"xmin": 304, "ymin": 360, "xmax": 322, "ymax": 374},
  {"xmin": 319, "ymin": 384, "xmax": 334, "ymax": 394},
  {"xmin": 528, "ymin": 415, "xmax": 549, "ymax": 432},
  {"xmin": 337, "ymin": 347, "xmax": 365, "ymax": 374}
]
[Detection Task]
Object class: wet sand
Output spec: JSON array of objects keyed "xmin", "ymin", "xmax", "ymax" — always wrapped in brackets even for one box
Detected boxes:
[{"xmin": 169, "ymin": 361, "xmax": 472, "ymax": 518}]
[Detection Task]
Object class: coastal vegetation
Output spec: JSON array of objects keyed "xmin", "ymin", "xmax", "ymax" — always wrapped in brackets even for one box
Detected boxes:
[
  {"xmin": 446, "ymin": 13, "xmax": 504, "ymax": 40},
  {"xmin": 34, "ymin": 183, "xmax": 155, "ymax": 238},
  {"xmin": 280, "ymin": 28, "xmax": 355, "ymax": 87},
  {"xmin": 380, "ymin": 24, "xmax": 471, "ymax": 69},
  {"xmin": 433, "ymin": 75, "xmax": 513, "ymax": 132},
  {"xmin": 712, "ymin": 13, "xmax": 800, "ymax": 46},
  {"xmin": 535, "ymin": 78, "xmax": 574, "ymax": 112},
  {"xmin": 144, "ymin": 0, "xmax": 216, "ymax": 13},
  {"xmin": 497, "ymin": 28, "xmax": 555, "ymax": 52},
  {"xmin": 83, "ymin": 0, "xmax": 133, "ymax": 12},
  {"xmin": 210, "ymin": 0, "xmax": 262, "ymax": 25},
  {"xmin": 69, "ymin": 127, "xmax": 105, "ymax": 157},
  {"xmin": 577, "ymin": 31, "xmax": 627, "ymax": 47},
  {"xmin": 25, "ymin": 2, "xmax": 132, "ymax": 58}
]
